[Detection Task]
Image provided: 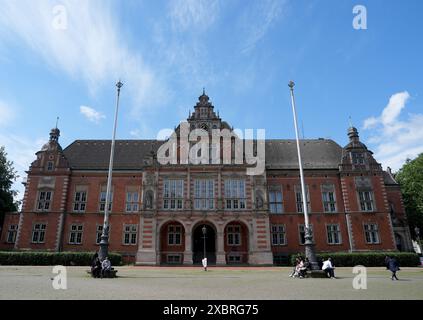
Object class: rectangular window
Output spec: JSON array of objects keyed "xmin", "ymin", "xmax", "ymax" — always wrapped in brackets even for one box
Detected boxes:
[
  {"xmin": 271, "ymin": 224, "xmax": 286, "ymax": 245},
  {"xmin": 167, "ymin": 254, "xmax": 182, "ymax": 264},
  {"xmin": 123, "ymin": 224, "xmax": 138, "ymax": 245},
  {"xmin": 126, "ymin": 190, "xmax": 140, "ymax": 213},
  {"xmin": 69, "ymin": 224, "xmax": 83, "ymax": 244},
  {"xmin": 73, "ymin": 188, "xmax": 87, "ymax": 212},
  {"xmin": 96, "ymin": 225, "xmax": 103, "ymax": 244},
  {"xmin": 224, "ymin": 179, "xmax": 246, "ymax": 210},
  {"xmin": 163, "ymin": 179, "xmax": 184, "ymax": 210},
  {"xmin": 31, "ymin": 223, "xmax": 46, "ymax": 243},
  {"xmin": 228, "ymin": 255, "xmax": 241, "ymax": 263},
  {"xmin": 358, "ymin": 191, "xmax": 374, "ymax": 212},
  {"xmin": 299, "ymin": 224, "xmax": 314, "ymax": 245},
  {"xmin": 194, "ymin": 179, "xmax": 214, "ymax": 210},
  {"xmin": 364, "ymin": 224, "xmax": 380, "ymax": 244},
  {"xmin": 227, "ymin": 225, "xmax": 241, "ymax": 245},
  {"xmin": 6, "ymin": 224, "xmax": 18, "ymax": 243},
  {"xmin": 295, "ymin": 185, "xmax": 310, "ymax": 213},
  {"xmin": 352, "ymin": 152, "xmax": 365, "ymax": 165},
  {"xmin": 99, "ymin": 186, "xmax": 113, "ymax": 212},
  {"xmin": 327, "ymin": 224, "xmax": 341, "ymax": 244},
  {"xmin": 168, "ymin": 225, "xmax": 182, "ymax": 245},
  {"xmin": 47, "ymin": 161, "xmax": 54, "ymax": 171},
  {"xmin": 37, "ymin": 191, "xmax": 52, "ymax": 211},
  {"xmin": 269, "ymin": 187, "xmax": 283, "ymax": 214},
  {"xmin": 322, "ymin": 184, "xmax": 337, "ymax": 213}
]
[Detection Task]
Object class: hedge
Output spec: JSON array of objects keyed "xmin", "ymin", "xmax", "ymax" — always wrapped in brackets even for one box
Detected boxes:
[
  {"xmin": 289, "ymin": 252, "xmax": 420, "ymax": 267},
  {"xmin": 0, "ymin": 251, "xmax": 122, "ymax": 266}
]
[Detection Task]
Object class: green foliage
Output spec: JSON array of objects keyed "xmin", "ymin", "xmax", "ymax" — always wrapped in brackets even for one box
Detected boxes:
[
  {"xmin": 0, "ymin": 146, "xmax": 19, "ymax": 228},
  {"xmin": 396, "ymin": 153, "xmax": 423, "ymax": 236},
  {"xmin": 290, "ymin": 252, "xmax": 420, "ymax": 267},
  {"xmin": 0, "ymin": 251, "xmax": 122, "ymax": 266}
]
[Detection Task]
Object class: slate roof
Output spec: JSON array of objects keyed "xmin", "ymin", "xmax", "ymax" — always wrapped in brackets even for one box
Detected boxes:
[{"xmin": 63, "ymin": 138, "xmax": 344, "ymax": 170}]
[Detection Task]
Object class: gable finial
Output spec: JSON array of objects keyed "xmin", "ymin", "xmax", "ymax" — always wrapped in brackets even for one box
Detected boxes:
[
  {"xmin": 55, "ymin": 116, "xmax": 59, "ymax": 129},
  {"xmin": 348, "ymin": 116, "xmax": 353, "ymax": 128},
  {"xmin": 203, "ymin": 87, "xmax": 205, "ymax": 95}
]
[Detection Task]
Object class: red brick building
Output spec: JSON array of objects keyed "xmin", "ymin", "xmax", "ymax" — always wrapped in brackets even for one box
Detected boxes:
[{"xmin": 0, "ymin": 92, "xmax": 414, "ymax": 265}]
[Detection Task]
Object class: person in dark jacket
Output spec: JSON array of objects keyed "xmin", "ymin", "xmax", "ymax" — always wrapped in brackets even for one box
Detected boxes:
[
  {"xmin": 91, "ymin": 252, "xmax": 101, "ymax": 278},
  {"xmin": 386, "ymin": 256, "xmax": 400, "ymax": 280}
]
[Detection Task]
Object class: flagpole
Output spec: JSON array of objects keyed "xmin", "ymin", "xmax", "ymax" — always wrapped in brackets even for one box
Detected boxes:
[
  {"xmin": 99, "ymin": 80, "xmax": 123, "ymax": 261},
  {"xmin": 288, "ymin": 80, "xmax": 318, "ymax": 270}
]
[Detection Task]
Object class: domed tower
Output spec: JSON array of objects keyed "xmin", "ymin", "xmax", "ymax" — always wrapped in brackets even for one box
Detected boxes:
[{"xmin": 340, "ymin": 126, "xmax": 382, "ymax": 172}]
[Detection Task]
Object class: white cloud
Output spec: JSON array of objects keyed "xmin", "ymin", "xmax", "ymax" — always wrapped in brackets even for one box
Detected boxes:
[
  {"xmin": 0, "ymin": 100, "xmax": 15, "ymax": 125},
  {"xmin": 363, "ymin": 91, "xmax": 423, "ymax": 171},
  {"xmin": 168, "ymin": 0, "xmax": 220, "ymax": 32},
  {"xmin": 80, "ymin": 106, "xmax": 106, "ymax": 124},
  {"xmin": 0, "ymin": 0, "xmax": 166, "ymax": 118},
  {"xmin": 241, "ymin": 0, "xmax": 287, "ymax": 53}
]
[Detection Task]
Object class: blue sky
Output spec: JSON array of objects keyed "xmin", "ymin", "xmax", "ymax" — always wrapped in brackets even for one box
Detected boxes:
[{"xmin": 0, "ymin": 0, "xmax": 422, "ymax": 200}]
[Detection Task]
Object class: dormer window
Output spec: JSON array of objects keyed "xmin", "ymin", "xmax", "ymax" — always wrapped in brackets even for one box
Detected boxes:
[
  {"xmin": 352, "ymin": 152, "xmax": 365, "ymax": 165},
  {"xmin": 47, "ymin": 161, "xmax": 54, "ymax": 171}
]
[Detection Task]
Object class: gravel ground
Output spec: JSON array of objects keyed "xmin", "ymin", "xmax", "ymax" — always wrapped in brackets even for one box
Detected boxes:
[{"xmin": 0, "ymin": 266, "xmax": 422, "ymax": 300}]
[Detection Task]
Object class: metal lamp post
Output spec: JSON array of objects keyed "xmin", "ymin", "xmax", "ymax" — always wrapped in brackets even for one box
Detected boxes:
[
  {"xmin": 98, "ymin": 80, "xmax": 123, "ymax": 261},
  {"xmin": 288, "ymin": 80, "xmax": 319, "ymax": 270},
  {"xmin": 202, "ymin": 225, "xmax": 207, "ymax": 271}
]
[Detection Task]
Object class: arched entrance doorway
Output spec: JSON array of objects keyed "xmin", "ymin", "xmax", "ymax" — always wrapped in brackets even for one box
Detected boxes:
[
  {"xmin": 192, "ymin": 223, "xmax": 216, "ymax": 265},
  {"xmin": 159, "ymin": 221, "xmax": 185, "ymax": 265}
]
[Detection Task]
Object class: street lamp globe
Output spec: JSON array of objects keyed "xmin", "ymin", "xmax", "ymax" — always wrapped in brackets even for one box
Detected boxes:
[{"xmin": 202, "ymin": 225, "xmax": 207, "ymax": 235}]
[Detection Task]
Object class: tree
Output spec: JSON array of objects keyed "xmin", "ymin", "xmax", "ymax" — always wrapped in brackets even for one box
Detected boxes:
[
  {"xmin": 395, "ymin": 153, "xmax": 423, "ymax": 238},
  {"xmin": 0, "ymin": 146, "xmax": 19, "ymax": 230}
]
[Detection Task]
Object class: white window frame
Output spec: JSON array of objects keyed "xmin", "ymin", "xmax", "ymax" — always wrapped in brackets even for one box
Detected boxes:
[
  {"xmin": 364, "ymin": 223, "xmax": 380, "ymax": 244},
  {"xmin": 36, "ymin": 190, "xmax": 53, "ymax": 211},
  {"xmin": 73, "ymin": 189, "xmax": 87, "ymax": 213},
  {"xmin": 31, "ymin": 223, "xmax": 46, "ymax": 243},
  {"xmin": 271, "ymin": 224, "xmax": 286, "ymax": 246},
  {"xmin": 163, "ymin": 179, "xmax": 184, "ymax": 210},
  {"xmin": 224, "ymin": 179, "xmax": 246, "ymax": 210},
  {"xmin": 69, "ymin": 224, "xmax": 83, "ymax": 244},
  {"xmin": 123, "ymin": 224, "xmax": 138, "ymax": 245},
  {"xmin": 326, "ymin": 224, "xmax": 342, "ymax": 244},
  {"xmin": 358, "ymin": 191, "xmax": 375, "ymax": 212},
  {"xmin": 6, "ymin": 224, "xmax": 18, "ymax": 243},
  {"xmin": 269, "ymin": 187, "xmax": 283, "ymax": 214},
  {"xmin": 168, "ymin": 225, "xmax": 182, "ymax": 245},
  {"xmin": 99, "ymin": 188, "xmax": 113, "ymax": 212},
  {"xmin": 322, "ymin": 184, "xmax": 337, "ymax": 213},
  {"xmin": 295, "ymin": 185, "xmax": 310, "ymax": 213},
  {"xmin": 227, "ymin": 225, "xmax": 241, "ymax": 246},
  {"xmin": 194, "ymin": 179, "xmax": 215, "ymax": 210},
  {"xmin": 125, "ymin": 190, "xmax": 140, "ymax": 213}
]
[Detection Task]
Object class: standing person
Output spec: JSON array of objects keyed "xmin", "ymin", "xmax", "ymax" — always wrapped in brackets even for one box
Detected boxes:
[
  {"xmin": 387, "ymin": 256, "xmax": 400, "ymax": 280},
  {"xmin": 322, "ymin": 257, "xmax": 336, "ymax": 279}
]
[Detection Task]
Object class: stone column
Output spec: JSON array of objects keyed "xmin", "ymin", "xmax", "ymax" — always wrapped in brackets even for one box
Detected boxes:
[
  {"xmin": 183, "ymin": 231, "xmax": 193, "ymax": 265},
  {"xmin": 216, "ymin": 231, "xmax": 226, "ymax": 265}
]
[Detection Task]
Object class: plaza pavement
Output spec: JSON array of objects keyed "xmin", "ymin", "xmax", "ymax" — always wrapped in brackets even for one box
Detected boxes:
[{"xmin": 0, "ymin": 266, "xmax": 422, "ymax": 300}]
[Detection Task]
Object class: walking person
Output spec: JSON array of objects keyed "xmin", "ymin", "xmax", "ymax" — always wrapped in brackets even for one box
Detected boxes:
[{"xmin": 386, "ymin": 256, "xmax": 400, "ymax": 280}]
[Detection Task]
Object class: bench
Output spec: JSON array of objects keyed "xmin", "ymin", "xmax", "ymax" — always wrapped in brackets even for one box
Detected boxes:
[
  {"xmin": 87, "ymin": 268, "xmax": 118, "ymax": 278},
  {"xmin": 308, "ymin": 270, "xmax": 328, "ymax": 278}
]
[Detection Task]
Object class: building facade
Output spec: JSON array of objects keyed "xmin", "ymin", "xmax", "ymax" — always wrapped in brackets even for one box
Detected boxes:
[{"xmin": 0, "ymin": 92, "xmax": 414, "ymax": 265}]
